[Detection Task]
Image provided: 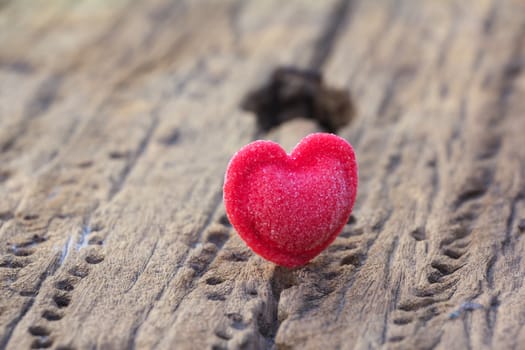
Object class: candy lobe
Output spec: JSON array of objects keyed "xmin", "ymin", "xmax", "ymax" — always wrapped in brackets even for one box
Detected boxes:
[{"xmin": 223, "ymin": 133, "xmax": 358, "ymax": 268}]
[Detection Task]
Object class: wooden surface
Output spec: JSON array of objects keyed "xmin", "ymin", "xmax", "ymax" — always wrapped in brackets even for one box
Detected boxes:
[{"xmin": 1, "ymin": 0, "xmax": 525, "ymax": 349}]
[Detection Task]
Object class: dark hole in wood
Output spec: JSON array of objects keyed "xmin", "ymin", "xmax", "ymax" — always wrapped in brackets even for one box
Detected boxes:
[
  {"xmin": 222, "ymin": 251, "xmax": 250, "ymax": 262},
  {"xmin": 431, "ymin": 260, "xmax": 459, "ymax": 275},
  {"xmin": 159, "ymin": 128, "xmax": 180, "ymax": 146},
  {"xmin": 389, "ymin": 336, "xmax": 404, "ymax": 342},
  {"xmin": 108, "ymin": 151, "xmax": 128, "ymax": 159},
  {"xmin": 410, "ymin": 227, "xmax": 426, "ymax": 241},
  {"xmin": 205, "ymin": 277, "xmax": 224, "ymax": 285},
  {"xmin": 55, "ymin": 279, "xmax": 75, "ymax": 291},
  {"xmin": 340, "ymin": 253, "xmax": 363, "ymax": 266},
  {"xmin": 85, "ymin": 253, "xmax": 105, "ymax": 264},
  {"xmin": 53, "ymin": 294, "xmax": 71, "ymax": 308},
  {"xmin": 77, "ymin": 160, "xmax": 93, "ymax": 168},
  {"xmin": 455, "ymin": 188, "xmax": 486, "ymax": 205},
  {"xmin": 398, "ymin": 298, "xmax": 434, "ymax": 312},
  {"xmin": 218, "ymin": 214, "xmax": 231, "ymax": 227},
  {"xmin": 392, "ymin": 317, "xmax": 412, "ymax": 325},
  {"xmin": 12, "ymin": 247, "xmax": 34, "ymax": 256},
  {"xmin": 421, "ymin": 307, "xmax": 440, "ymax": 322},
  {"xmin": 68, "ymin": 265, "xmax": 89, "ymax": 278},
  {"xmin": 241, "ymin": 66, "xmax": 355, "ymax": 133},
  {"xmin": 31, "ymin": 234, "xmax": 47, "ymax": 244},
  {"xmin": 88, "ymin": 236, "xmax": 104, "ymax": 245},
  {"xmin": 19, "ymin": 290, "xmax": 37, "ymax": 297},
  {"xmin": 443, "ymin": 248, "xmax": 463, "ymax": 259},
  {"xmin": 207, "ymin": 230, "xmax": 229, "ymax": 248},
  {"xmin": 42, "ymin": 310, "xmax": 63, "ymax": 321},
  {"xmin": 28, "ymin": 326, "xmax": 50, "ymax": 336},
  {"xmin": 427, "ymin": 270, "xmax": 442, "ymax": 284},
  {"xmin": 490, "ymin": 295, "xmax": 500, "ymax": 307},
  {"xmin": 189, "ymin": 261, "xmax": 206, "ymax": 274},
  {"xmin": 23, "ymin": 214, "xmax": 39, "ymax": 221},
  {"xmin": 0, "ymin": 257, "xmax": 28, "ymax": 268},
  {"xmin": 226, "ymin": 312, "xmax": 243, "ymax": 322}
]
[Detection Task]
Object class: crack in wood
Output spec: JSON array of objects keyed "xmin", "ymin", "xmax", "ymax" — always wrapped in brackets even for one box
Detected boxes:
[
  {"xmin": 124, "ymin": 239, "xmax": 158, "ymax": 294},
  {"xmin": 264, "ymin": 267, "xmax": 298, "ymax": 347},
  {"xmin": 308, "ymin": 0, "xmax": 353, "ymax": 70},
  {"xmin": 384, "ymin": 236, "xmax": 399, "ymax": 288},
  {"xmin": 484, "ymin": 294, "xmax": 500, "ymax": 345},
  {"xmin": 128, "ymin": 194, "xmax": 224, "ymax": 350},
  {"xmin": 502, "ymin": 195, "xmax": 521, "ymax": 253},
  {"xmin": 108, "ymin": 115, "xmax": 159, "ymax": 200}
]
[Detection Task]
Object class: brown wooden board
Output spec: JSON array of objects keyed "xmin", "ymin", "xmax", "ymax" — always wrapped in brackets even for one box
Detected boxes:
[{"xmin": 1, "ymin": 0, "xmax": 525, "ymax": 349}]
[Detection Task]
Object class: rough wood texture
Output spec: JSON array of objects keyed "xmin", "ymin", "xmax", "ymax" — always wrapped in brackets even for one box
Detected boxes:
[{"xmin": 1, "ymin": 0, "xmax": 525, "ymax": 349}]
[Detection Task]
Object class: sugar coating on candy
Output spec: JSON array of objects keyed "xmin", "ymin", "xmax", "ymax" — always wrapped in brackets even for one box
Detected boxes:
[{"xmin": 223, "ymin": 133, "xmax": 358, "ymax": 268}]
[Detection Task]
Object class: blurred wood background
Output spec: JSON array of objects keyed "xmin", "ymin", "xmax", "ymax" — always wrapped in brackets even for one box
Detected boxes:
[{"xmin": 1, "ymin": 0, "xmax": 525, "ymax": 349}]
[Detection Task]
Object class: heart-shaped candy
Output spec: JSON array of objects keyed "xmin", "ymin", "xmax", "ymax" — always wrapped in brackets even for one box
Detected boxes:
[{"xmin": 223, "ymin": 133, "xmax": 358, "ymax": 268}]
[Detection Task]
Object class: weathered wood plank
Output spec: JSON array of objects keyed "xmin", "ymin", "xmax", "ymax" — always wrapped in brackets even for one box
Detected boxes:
[
  {"xmin": 1, "ymin": 0, "xmax": 525, "ymax": 349},
  {"xmin": 274, "ymin": 0, "xmax": 525, "ymax": 349},
  {"xmin": 0, "ymin": 0, "xmax": 341, "ymax": 349}
]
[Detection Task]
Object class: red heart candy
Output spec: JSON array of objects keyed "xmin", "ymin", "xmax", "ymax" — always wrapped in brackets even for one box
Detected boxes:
[{"xmin": 223, "ymin": 133, "xmax": 358, "ymax": 268}]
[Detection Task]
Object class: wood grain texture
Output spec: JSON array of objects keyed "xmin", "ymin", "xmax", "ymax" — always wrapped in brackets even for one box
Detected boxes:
[{"xmin": 1, "ymin": 0, "xmax": 525, "ymax": 349}]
